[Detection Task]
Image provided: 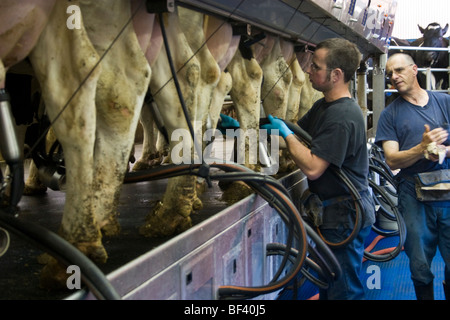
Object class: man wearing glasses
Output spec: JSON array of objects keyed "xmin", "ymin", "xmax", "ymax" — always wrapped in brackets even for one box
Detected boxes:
[
  {"xmin": 375, "ymin": 53, "xmax": 450, "ymax": 300},
  {"xmin": 262, "ymin": 38, "xmax": 376, "ymax": 299}
]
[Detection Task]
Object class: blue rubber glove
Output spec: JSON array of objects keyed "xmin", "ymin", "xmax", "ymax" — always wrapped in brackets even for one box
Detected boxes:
[
  {"xmin": 260, "ymin": 114, "xmax": 294, "ymax": 139},
  {"xmin": 219, "ymin": 114, "xmax": 240, "ymax": 128},
  {"xmin": 218, "ymin": 114, "xmax": 240, "ymax": 134}
]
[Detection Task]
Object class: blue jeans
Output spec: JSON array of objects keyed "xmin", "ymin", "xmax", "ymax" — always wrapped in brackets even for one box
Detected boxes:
[
  {"xmin": 398, "ymin": 183, "xmax": 450, "ymax": 286},
  {"xmin": 318, "ymin": 225, "xmax": 371, "ymax": 300}
]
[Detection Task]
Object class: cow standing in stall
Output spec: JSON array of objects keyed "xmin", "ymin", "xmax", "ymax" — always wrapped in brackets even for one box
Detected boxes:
[
  {"xmin": 138, "ymin": 8, "xmax": 241, "ymax": 237},
  {"xmin": 412, "ymin": 22, "xmax": 449, "ymax": 90},
  {"xmin": 1, "ymin": 0, "xmax": 158, "ymax": 286},
  {"xmin": 134, "ymin": 20, "xmax": 323, "ymax": 220},
  {"xmin": 252, "ymin": 35, "xmax": 293, "ymax": 173}
]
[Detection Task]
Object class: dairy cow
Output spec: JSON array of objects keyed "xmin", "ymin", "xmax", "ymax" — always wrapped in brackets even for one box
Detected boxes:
[
  {"xmin": 137, "ymin": 8, "xmax": 240, "ymax": 237},
  {"xmin": 135, "ymin": 23, "xmax": 322, "ymax": 232},
  {"xmin": 413, "ymin": 22, "xmax": 449, "ymax": 90},
  {"xmin": 1, "ymin": 0, "xmax": 156, "ymax": 286}
]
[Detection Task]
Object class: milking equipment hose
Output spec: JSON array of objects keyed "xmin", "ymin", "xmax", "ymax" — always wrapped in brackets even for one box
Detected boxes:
[
  {"xmin": 0, "ymin": 209, "xmax": 120, "ymax": 300},
  {"xmin": 123, "ymin": 14, "xmax": 342, "ymax": 299},
  {"xmin": 282, "ymin": 120, "xmax": 364, "ymax": 247},
  {"xmin": 283, "ymin": 120, "xmax": 406, "ymax": 262},
  {"xmin": 124, "ymin": 161, "xmax": 342, "ymax": 299}
]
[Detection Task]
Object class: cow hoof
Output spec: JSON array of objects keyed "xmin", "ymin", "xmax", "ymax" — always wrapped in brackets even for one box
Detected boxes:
[
  {"xmin": 139, "ymin": 203, "xmax": 192, "ymax": 238},
  {"xmin": 38, "ymin": 241, "xmax": 108, "ymax": 290},
  {"xmin": 192, "ymin": 197, "xmax": 203, "ymax": 211},
  {"xmin": 100, "ymin": 214, "xmax": 121, "ymax": 237},
  {"xmin": 132, "ymin": 159, "xmax": 154, "ymax": 171},
  {"xmin": 77, "ymin": 241, "xmax": 108, "ymax": 264},
  {"xmin": 39, "ymin": 256, "xmax": 69, "ymax": 291},
  {"xmin": 219, "ymin": 181, "xmax": 254, "ymax": 204},
  {"xmin": 133, "ymin": 153, "xmax": 166, "ymax": 171},
  {"xmin": 23, "ymin": 183, "xmax": 47, "ymax": 195}
]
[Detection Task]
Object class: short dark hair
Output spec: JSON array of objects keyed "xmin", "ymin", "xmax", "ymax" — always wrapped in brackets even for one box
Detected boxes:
[{"xmin": 316, "ymin": 38, "xmax": 362, "ymax": 82}]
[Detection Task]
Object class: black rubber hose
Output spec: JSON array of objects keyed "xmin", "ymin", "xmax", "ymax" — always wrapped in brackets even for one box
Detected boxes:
[
  {"xmin": 7, "ymin": 163, "xmax": 24, "ymax": 212},
  {"xmin": 126, "ymin": 160, "xmax": 340, "ymax": 298},
  {"xmin": 212, "ymin": 163, "xmax": 342, "ymax": 297},
  {"xmin": 218, "ymin": 181, "xmax": 306, "ymax": 298},
  {"xmin": 284, "ymin": 119, "xmax": 405, "ymax": 261},
  {"xmin": 127, "ymin": 160, "xmax": 308, "ymax": 299},
  {"xmin": 364, "ymin": 179, "xmax": 406, "ymax": 262},
  {"xmin": 0, "ymin": 211, "xmax": 121, "ymax": 300},
  {"xmin": 266, "ymin": 243, "xmax": 330, "ymax": 289},
  {"xmin": 369, "ymin": 163, "xmax": 398, "ymax": 197}
]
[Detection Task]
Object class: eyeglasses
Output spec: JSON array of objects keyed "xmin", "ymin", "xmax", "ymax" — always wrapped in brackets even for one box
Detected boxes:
[{"xmin": 386, "ymin": 64, "xmax": 414, "ymax": 81}]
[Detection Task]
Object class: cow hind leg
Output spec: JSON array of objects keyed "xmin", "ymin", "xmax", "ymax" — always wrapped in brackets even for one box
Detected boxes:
[
  {"xmin": 220, "ymin": 49, "xmax": 263, "ymax": 203},
  {"xmin": 139, "ymin": 11, "xmax": 203, "ymax": 238},
  {"xmin": 84, "ymin": 0, "xmax": 151, "ymax": 237},
  {"xmin": 139, "ymin": 175, "xmax": 201, "ymax": 237},
  {"xmin": 29, "ymin": 0, "xmax": 104, "ymax": 288}
]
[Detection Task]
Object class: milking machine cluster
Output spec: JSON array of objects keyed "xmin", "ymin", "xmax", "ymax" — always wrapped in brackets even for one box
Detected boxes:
[{"xmin": 0, "ymin": 0, "xmax": 405, "ymax": 300}]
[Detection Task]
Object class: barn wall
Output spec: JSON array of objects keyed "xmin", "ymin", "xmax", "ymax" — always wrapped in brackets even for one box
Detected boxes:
[{"xmin": 392, "ymin": 0, "xmax": 450, "ymax": 40}]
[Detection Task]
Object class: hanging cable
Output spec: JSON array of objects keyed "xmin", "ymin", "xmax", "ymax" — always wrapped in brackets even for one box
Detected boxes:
[{"xmin": 364, "ymin": 179, "xmax": 406, "ymax": 262}]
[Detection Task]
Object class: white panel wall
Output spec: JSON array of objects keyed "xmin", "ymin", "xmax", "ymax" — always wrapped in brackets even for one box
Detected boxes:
[{"xmin": 391, "ymin": 0, "xmax": 450, "ymax": 40}]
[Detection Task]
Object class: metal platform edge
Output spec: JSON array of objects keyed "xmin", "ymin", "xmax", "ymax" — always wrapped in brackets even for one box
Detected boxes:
[{"xmin": 67, "ymin": 170, "xmax": 307, "ymax": 300}]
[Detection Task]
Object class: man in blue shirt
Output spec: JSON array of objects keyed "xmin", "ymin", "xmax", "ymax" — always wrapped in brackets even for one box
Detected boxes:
[{"xmin": 375, "ymin": 53, "xmax": 450, "ymax": 300}]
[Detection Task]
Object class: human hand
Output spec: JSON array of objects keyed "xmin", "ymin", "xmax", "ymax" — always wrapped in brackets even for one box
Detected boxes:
[
  {"xmin": 218, "ymin": 114, "xmax": 240, "ymax": 134},
  {"xmin": 219, "ymin": 114, "xmax": 240, "ymax": 128},
  {"xmin": 260, "ymin": 114, "xmax": 294, "ymax": 139},
  {"xmin": 422, "ymin": 124, "xmax": 449, "ymax": 162},
  {"xmin": 422, "ymin": 124, "xmax": 448, "ymax": 145},
  {"xmin": 424, "ymin": 142, "xmax": 447, "ymax": 163}
]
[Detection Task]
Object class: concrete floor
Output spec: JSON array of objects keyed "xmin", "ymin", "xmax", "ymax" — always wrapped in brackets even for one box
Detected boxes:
[{"xmin": 0, "ymin": 143, "xmax": 232, "ymax": 300}]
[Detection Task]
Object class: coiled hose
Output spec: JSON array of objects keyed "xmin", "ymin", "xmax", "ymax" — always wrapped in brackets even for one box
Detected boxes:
[
  {"xmin": 283, "ymin": 120, "xmax": 364, "ymax": 248},
  {"xmin": 125, "ymin": 161, "xmax": 342, "ymax": 299},
  {"xmin": 283, "ymin": 120, "xmax": 405, "ymax": 262}
]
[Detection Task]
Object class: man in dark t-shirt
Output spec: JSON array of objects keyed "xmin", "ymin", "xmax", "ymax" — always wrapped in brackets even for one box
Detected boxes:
[
  {"xmin": 298, "ymin": 97, "xmax": 374, "ymax": 230},
  {"xmin": 262, "ymin": 38, "xmax": 375, "ymax": 300}
]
